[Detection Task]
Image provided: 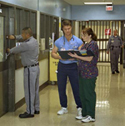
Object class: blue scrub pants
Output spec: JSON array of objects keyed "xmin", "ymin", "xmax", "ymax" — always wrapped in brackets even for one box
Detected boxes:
[{"xmin": 57, "ymin": 62, "xmax": 82, "ymax": 108}]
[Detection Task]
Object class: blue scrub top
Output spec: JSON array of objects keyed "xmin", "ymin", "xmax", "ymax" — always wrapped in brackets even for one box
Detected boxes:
[{"xmin": 55, "ymin": 35, "xmax": 83, "ymax": 64}]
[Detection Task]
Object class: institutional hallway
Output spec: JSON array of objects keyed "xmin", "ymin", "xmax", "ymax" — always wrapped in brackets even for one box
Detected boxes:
[{"xmin": 0, "ymin": 63, "xmax": 125, "ymax": 126}]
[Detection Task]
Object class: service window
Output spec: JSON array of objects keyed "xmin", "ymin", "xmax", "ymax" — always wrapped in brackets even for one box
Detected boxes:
[{"xmin": 0, "ymin": 16, "xmax": 4, "ymax": 62}]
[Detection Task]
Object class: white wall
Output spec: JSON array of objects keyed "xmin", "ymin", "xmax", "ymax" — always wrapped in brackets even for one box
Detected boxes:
[
  {"xmin": 15, "ymin": 68, "xmax": 24, "ymax": 103},
  {"xmin": 39, "ymin": 59, "xmax": 48, "ymax": 86}
]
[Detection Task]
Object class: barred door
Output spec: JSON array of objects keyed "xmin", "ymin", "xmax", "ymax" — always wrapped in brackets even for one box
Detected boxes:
[{"xmin": 79, "ymin": 21, "xmax": 122, "ymax": 62}]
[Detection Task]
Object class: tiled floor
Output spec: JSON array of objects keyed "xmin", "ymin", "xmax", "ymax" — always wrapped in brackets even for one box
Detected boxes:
[{"xmin": 0, "ymin": 63, "xmax": 125, "ymax": 126}]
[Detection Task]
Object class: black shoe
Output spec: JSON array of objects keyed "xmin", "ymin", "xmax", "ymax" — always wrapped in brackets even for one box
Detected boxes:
[
  {"xmin": 115, "ymin": 70, "xmax": 119, "ymax": 73},
  {"xmin": 19, "ymin": 112, "xmax": 34, "ymax": 118},
  {"xmin": 34, "ymin": 110, "xmax": 40, "ymax": 114},
  {"xmin": 112, "ymin": 71, "xmax": 115, "ymax": 74}
]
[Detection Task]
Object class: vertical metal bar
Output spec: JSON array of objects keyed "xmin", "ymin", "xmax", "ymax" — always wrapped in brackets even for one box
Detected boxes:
[
  {"xmin": 94, "ymin": 21, "xmax": 95, "ymax": 32},
  {"xmin": 102, "ymin": 21, "xmax": 104, "ymax": 62},
  {"xmin": 97, "ymin": 21, "xmax": 100, "ymax": 61},
  {"xmin": 105, "ymin": 21, "xmax": 107, "ymax": 62},
  {"xmin": 120, "ymin": 21, "xmax": 123, "ymax": 64},
  {"xmin": 79, "ymin": 21, "xmax": 80, "ymax": 38},
  {"xmin": 99, "ymin": 21, "xmax": 101, "ymax": 62},
  {"xmin": 115, "ymin": 20, "xmax": 116, "ymax": 30}
]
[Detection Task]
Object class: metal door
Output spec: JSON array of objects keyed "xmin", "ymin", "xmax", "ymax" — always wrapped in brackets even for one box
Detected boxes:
[{"xmin": 0, "ymin": 5, "xmax": 15, "ymax": 117}]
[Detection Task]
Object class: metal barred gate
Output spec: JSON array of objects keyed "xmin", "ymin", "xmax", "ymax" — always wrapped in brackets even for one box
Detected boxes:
[{"xmin": 78, "ymin": 21, "xmax": 123, "ymax": 63}]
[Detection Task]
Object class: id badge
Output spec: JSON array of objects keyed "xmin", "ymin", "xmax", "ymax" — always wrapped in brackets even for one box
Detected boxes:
[{"xmin": 80, "ymin": 49, "xmax": 87, "ymax": 55}]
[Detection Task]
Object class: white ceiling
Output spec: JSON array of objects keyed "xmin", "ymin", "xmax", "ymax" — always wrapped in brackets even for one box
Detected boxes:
[{"xmin": 64, "ymin": 0, "xmax": 125, "ymax": 5}]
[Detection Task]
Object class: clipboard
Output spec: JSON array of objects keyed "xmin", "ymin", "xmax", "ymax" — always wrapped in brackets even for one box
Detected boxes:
[
  {"xmin": 58, "ymin": 50, "xmax": 94, "ymax": 59},
  {"xmin": 57, "ymin": 50, "xmax": 81, "ymax": 59}
]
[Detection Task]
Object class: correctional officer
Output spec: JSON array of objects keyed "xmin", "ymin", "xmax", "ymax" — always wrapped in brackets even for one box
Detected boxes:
[
  {"xmin": 51, "ymin": 20, "xmax": 83, "ymax": 119},
  {"xmin": 7, "ymin": 27, "xmax": 40, "ymax": 118},
  {"xmin": 107, "ymin": 29, "xmax": 123, "ymax": 74}
]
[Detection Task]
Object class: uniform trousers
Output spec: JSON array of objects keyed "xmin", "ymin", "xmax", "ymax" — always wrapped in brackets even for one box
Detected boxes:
[
  {"xmin": 24, "ymin": 65, "xmax": 40, "ymax": 115},
  {"xmin": 110, "ymin": 48, "xmax": 121, "ymax": 72},
  {"xmin": 57, "ymin": 62, "xmax": 82, "ymax": 108},
  {"xmin": 79, "ymin": 76, "xmax": 96, "ymax": 118}
]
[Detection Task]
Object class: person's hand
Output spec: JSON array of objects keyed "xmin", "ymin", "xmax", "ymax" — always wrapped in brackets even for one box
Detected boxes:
[
  {"xmin": 121, "ymin": 45, "xmax": 124, "ymax": 48},
  {"xmin": 6, "ymin": 48, "xmax": 10, "ymax": 53},
  {"xmin": 106, "ymin": 51, "xmax": 109, "ymax": 54},
  {"xmin": 8, "ymin": 35, "xmax": 15, "ymax": 39},
  {"xmin": 68, "ymin": 52, "xmax": 78, "ymax": 58}
]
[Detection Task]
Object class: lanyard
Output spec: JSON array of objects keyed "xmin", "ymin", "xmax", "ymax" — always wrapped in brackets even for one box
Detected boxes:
[{"xmin": 63, "ymin": 36, "xmax": 74, "ymax": 45}]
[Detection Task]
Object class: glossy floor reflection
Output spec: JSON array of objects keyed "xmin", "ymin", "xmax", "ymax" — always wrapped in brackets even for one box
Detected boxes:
[{"xmin": 0, "ymin": 63, "xmax": 125, "ymax": 126}]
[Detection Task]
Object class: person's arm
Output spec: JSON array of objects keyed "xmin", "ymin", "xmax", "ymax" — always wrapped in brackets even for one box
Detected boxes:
[
  {"xmin": 9, "ymin": 42, "xmax": 29, "ymax": 54},
  {"xmin": 51, "ymin": 45, "xmax": 62, "ymax": 59},
  {"xmin": 107, "ymin": 37, "xmax": 111, "ymax": 54},
  {"xmin": 78, "ymin": 39, "xmax": 83, "ymax": 49},
  {"xmin": 68, "ymin": 42, "xmax": 98, "ymax": 62},
  {"xmin": 9, "ymin": 35, "xmax": 22, "ymax": 40},
  {"xmin": 78, "ymin": 43, "xmax": 84, "ymax": 50},
  {"xmin": 119, "ymin": 37, "xmax": 124, "ymax": 48},
  {"xmin": 68, "ymin": 52, "xmax": 93, "ymax": 62},
  {"xmin": 15, "ymin": 35, "xmax": 23, "ymax": 40}
]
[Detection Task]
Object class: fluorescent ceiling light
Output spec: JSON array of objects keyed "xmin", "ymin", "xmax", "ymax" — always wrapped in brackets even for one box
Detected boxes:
[{"xmin": 84, "ymin": 2, "xmax": 112, "ymax": 5}]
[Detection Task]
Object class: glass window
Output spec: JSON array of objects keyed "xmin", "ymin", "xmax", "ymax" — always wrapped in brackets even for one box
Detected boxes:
[{"xmin": 0, "ymin": 16, "xmax": 4, "ymax": 62}]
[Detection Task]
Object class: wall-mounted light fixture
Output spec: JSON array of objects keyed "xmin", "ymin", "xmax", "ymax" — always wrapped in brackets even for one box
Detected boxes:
[
  {"xmin": 0, "ymin": 4, "xmax": 2, "ymax": 13},
  {"xmin": 0, "ymin": 8, "xmax": 2, "ymax": 13},
  {"xmin": 62, "ymin": 8, "xmax": 66, "ymax": 11},
  {"xmin": 84, "ymin": 2, "xmax": 112, "ymax": 5}
]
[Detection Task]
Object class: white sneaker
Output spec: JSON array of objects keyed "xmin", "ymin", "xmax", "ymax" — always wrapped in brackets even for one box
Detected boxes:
[
  {"xmin": 81, "ymin": 115, "xmax": 95, "ymax": 123},
  {"xmin": 57, "ymin": 107, "xmax": 68, "ymax": 115},
  {"xmin": 75, "ymin": 108, "xmax": 82, "ymax": 120}
]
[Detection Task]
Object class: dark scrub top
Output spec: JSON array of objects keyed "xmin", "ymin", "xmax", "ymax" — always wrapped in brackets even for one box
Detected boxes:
[{"xmin": 78, "ymin": 40, "xmax": 99, "ymax": 79}]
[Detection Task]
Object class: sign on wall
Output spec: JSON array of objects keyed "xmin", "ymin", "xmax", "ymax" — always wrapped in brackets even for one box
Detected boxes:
[
  {"xmin": 106, "ymin": 6, "xmax": 113, "ymax": 11},
  {"xmin": 105, "ymin": 29, "xmax": 111, "ymax": 35}
]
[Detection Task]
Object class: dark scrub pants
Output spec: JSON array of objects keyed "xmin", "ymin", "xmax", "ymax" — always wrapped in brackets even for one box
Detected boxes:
[
  {"xmin": 57, "ymin": 62, "xmax": 82, "ymax": 108},
  {"xmin": 79, "ymin": 76, "xmax": 96, "ymax": 118}
]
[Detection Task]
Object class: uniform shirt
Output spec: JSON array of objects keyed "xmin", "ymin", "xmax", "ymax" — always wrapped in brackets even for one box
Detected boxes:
[
  {"xmin": 15, "ymin": 35, "xmax": 22, "ymax": 40},
  {"xmin": 107, "ymin": 35, "xmax": 122, "ymax": 51},
  {"xmin": 10, "ymin": 36, "xmax": 39, "ymax": 66},
  {"xmin": 55, "ymin": 35, "xmax": 83, "ymax": 64},
  {"xmin": 78, "ymin": 40, "xmax": 99, "ymax": 79}
]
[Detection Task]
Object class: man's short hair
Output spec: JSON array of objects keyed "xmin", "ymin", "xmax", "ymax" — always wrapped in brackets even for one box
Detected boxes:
[
  {"xmin": 62, "ymin": 20, "xmax": 72, "ymax": 28},
  {"xmin": 22, "ymin": 27, "xmax": 33, "ymax": 36}
]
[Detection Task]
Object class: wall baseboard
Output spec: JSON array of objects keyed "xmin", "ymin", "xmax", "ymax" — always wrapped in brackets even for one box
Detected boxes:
[{"xmin": 15, "ymin": 81, "xmax": 49, "ymax": 110}]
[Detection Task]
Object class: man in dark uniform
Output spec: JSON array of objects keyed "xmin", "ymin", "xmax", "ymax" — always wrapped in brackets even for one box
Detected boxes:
[
  {"xmin": 107, "ymin": 29, "xmax": 123, "ymax": 74},
  {"xmin": 7, "ymin": 27, "xmax": 40, "ymax": 118}
]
